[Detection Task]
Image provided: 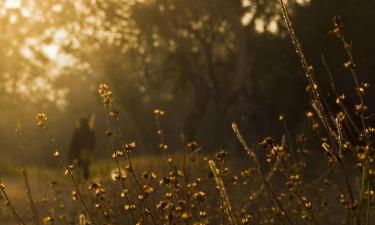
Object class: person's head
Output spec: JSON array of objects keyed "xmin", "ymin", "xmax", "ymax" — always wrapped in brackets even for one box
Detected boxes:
[{"xmin": 79, "ymin": 118, "xmax": 89, "ymax": 129}]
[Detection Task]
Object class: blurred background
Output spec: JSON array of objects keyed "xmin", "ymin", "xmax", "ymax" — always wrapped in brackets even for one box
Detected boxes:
[{"xmin": 1, "ymin": 0, "xmax": 375, "ymax": 167}]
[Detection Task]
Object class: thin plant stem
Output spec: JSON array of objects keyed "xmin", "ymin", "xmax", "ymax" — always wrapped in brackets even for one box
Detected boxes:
[
  {"xmin": 232, "ymin": 122, "xmax": 295, "ymax": 225},
  {"xmin": 41, "ymin": 126, "xmax": 97, "ymax": 225},
  {"xmin": 15, "ymin": 129, "xmax": 41, "ymax": 225}
]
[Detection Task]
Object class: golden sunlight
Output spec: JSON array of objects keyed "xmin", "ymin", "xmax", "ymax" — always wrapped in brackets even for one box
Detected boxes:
[{"xmin": 4, "ymin": 0, "xmax": 21, "ymax": 9}]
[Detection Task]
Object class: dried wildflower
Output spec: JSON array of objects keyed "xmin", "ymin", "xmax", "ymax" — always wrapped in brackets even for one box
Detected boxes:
[
  {"xmin": 241, "ymin": 214, "xmax": 253, "ymax": 224},
  {"xmin": 339, "ymin": 194, "xmax": 348, "ymax": 206},
  {"xmin": 124, "ymin": 204, "xmax": 136, "ymax": 212},
  {"xmin": 138, "ymin": 194, "xmax": 144, "ymax": 201},
  {"xmin": 53, "ymin": 149, "xmax": 60, "ymax": 157},
  {"xmin": 329, "ymin": 16, "xmax": 342, "ymax": 37},
  {"xmin": 105, "ymin": 129, "xmax": 113, "ymax": 137},
  {"xmin": 94, "ymin": 187, "xmax": 106, "ymax": 197},
  {"xmin": 301, "ymin": 197, "xmax": 312, "ymax": 210},
  {"xmin": 364, "ymin": 127, "xmax": 375, "ymax": 136},
  {"xmin": 215, "ymin": 150, "xmax": 228, "ymax": 162},
  {"xmin": 42, "ymin": 196, "xmax": 48, "ymax": 203},
  {"xmin": 333, "ymin": 16, "xmax": 342, "ymax": 29},
  {"xmin": 98, "ymin": 83, "xmax": 113, "ymax": 105},
  {"xmin": 124, "ymin": 142, "xmax": 136, "ymax": 151},
  {"xmin": 165, "ymin": 192, "xmax": 173, "ymax": 199},
  {"xmin": 43, "ymin": 216, "xmax": 54, "ymax": 224},
  {"xmin": 181, "ymin": 212, "xmax": 189, "ymax": 220},
  {"xmin": 343, "ymin": 61, "xmax": 355, "ymax": 69},
  {"xmin": 156, "ymin": 201, "xmax": 167, "ymax": 210},
  {"xmin": 321, "ymin": 142, "xmax": 337, "ymax": 160},
  {"xmin": 259, "ymin": 137, "xmax": 274, "ymax": 149},
  {"xmin": 120, "ymin": 189, "xmax": 129, "ymax": 198},
  {"xmin": 112, "ymin": 150, "xmax": 124, "ymax": 159},
  {"xmin": 64, "ymin": 169, "xmax": 71, "ymax": 176},
  {"xmin": 193, "ymin": 191, "xmax": 207, "ymax": 201},
  {"xmin": 79, "ymin": 214, "xmax": 86, "ymax": 225},
  {"xmin": 355, "ymin": 104, "xmax": 368, "ymax": 113},
  {"xmin": 187, "ymin": 141, "xmax": 200, "ymax": 152},
  {"xmin": 142, "ymin": 171, "xmax": 156, "ymax": 180},
  {"xmin": 231, "ymin": 175, "xmax": 239, "ymax": 185},
  {"xmin": 286, "ymin": 174, "xmax": 301, "ymax": 190},
  {"xmin": 144, "ymin": 186, "xmax": 154, "ymax": 195},
  {"xmin": 160, "ymin": 176, "xmax": 170, "ymax": 185},
  {"xmin": 150, "ymin": 172, "xmax": 157, "ymax": 179},
  {"xmin": 267, "ymin": 145, "xmax": 284, "ymax": 161},
  {"xmin": 36, "ymin": 113, "xmax": 48, "ymax": 128},
  {"xmin": 144, "ymin": 208, "xmax": 150, "ymax": 215},
  {"xmin": 153, "ymin": 109, "xmax": 165, "ymax": 116},
  {"xmin": 110, "ymin": 168, "xmax": 127, "ymax": 181},
  {"xmin": 72, "ymin": 191, "xmax": 78, "ymax": 201},
  {"xmin": 158, "ymin": 143, "xmax": 168, "ymax": 151},
  {"xmin": 336, "ymin": 112, "xmax": 345, "ymax": 122},
  {"xmin": 109, "ymin": 108, "xmax": 120, "ymax": 117},
  {"xmin": 88, "ymin": 183, "xmax": 101, "ymax": 190}
]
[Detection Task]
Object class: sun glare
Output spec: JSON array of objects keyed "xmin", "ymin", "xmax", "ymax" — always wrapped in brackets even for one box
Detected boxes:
[
  {"xmin": 296, "ymin": 0, "xmax": 311, "ymax": 6},
  {"xmin": 4, "ymin": 0, "xmax": 21, "ymax": 9}
]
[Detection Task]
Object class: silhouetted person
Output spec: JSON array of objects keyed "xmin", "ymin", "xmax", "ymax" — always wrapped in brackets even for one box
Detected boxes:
[{"xmin": 68, "ymin": 118, "xmax": 96, "ymax": 179}]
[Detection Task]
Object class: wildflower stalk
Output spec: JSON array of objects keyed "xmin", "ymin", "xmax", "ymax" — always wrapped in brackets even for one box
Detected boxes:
[
  {"xmin": 180, "ymin": 137, "xmax": 197, "ymax": 224},
  {"xmin": 278, "ymin": 1, "xmax": 365, "ymax": 223},
  {"xmin": 154, "ymin": 110, "xmax": 193, "ymax": 224},
  {"xmin": 232, "ymin": 122, "xmax": 294, "ymax": 225},
  {"xmin": 365, "ymin": 182, "xmax": 371, "ymax": 225},
  {"xmin": 48, "ymin": 180, "xmax": 70, "ymax": 225},
  {"xmin": 45, "ymin": 127, "xmax": 96, "ymax": 225},
  {"xmin": 112, "ymin": 113, "xmax": 157, "ymax": 224},
  {"xmin": 330, "ymin": 17, "xmax": 366, "ymax": 128},
  {"xmin": 103, "ymin": 106, "xmax": 139, "ymax": 223},
  {"xmin": 208, "ymin": 160, "xmax": 237, "ymax": 225},
  {"xmin": 88, "ymin": 183, "xmax": 117, "ymax": 225},
  {"xmin": 98, "ymin": 83, "xmax": 157, "ymax": 225},
  {"xmin": 279, "ymin": 0, "xmax": 337, "ymax": 144},
  {"xmin": 330, "ymin": 17, "xmax": 372, "ymax": 222},
  {"xmin": 154, "ymin": 109, "xmax": 174, "ymax": 172},
  {"xmin": 290, "ymin": 192, "xmax": 320, "ymax": 225},
  {"xmin": 0, "ymin": 182, "xmax": 26, "ymax": 225},
  {"xmin": 35, "ymin": 114, "xmax": 97, "ymax": 225},
  {"xmin": 124, "ymin": 148, "xmax": 157, "ymax": 224},
  {"xmin": 321, "ymin": 54, "xmax": 360, "ymax": 136},
  {"xmin": 15, "ymin": 128, "xmax": 41, "ymax": 225},
  {"xmin": 279, "ymin": 116, "xmax": 297, "ymax": 164}
]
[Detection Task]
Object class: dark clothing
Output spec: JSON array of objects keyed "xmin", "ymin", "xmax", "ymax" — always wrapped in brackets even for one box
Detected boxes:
[{"xmin": 68, "ymin": 125, "xmax": 96, "ymax": 179}]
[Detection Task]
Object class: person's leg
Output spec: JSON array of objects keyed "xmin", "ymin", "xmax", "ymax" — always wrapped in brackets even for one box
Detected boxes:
[{"xmin": 80, "ymin": 149, "xmax": 91, "ymax": 180}]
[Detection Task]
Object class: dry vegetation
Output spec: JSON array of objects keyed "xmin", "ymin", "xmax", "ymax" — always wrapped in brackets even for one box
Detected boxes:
[{"xmin": 1, "ymin": 1, "xmax": 375, "ymax": 225}]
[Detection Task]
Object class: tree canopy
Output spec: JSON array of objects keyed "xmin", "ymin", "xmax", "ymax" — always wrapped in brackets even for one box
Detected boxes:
[{"xmin": 1, "ymin": 0, "xmax": 374, "ymax": 162}]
